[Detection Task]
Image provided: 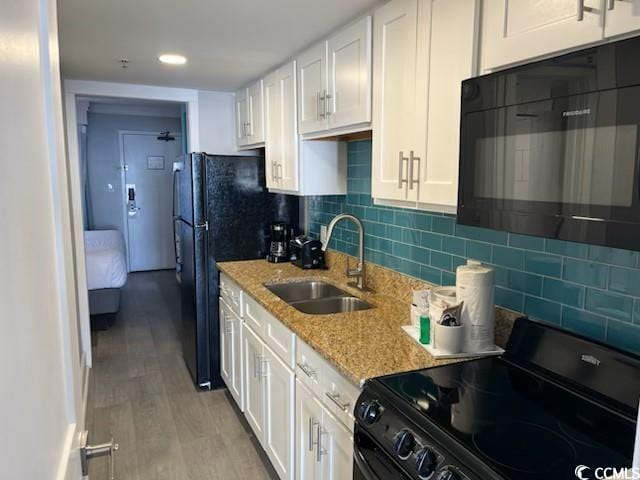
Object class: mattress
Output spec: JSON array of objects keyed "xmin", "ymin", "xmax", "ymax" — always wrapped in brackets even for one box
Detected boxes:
[{"xmin": 84, "ymin": 230, "xmax": 127, "ymax": 290}]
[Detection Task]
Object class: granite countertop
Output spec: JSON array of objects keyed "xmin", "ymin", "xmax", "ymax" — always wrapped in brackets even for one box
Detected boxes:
[{"xmin": 217, "ymin": 259, "xmax": 458, "ymax": 387}]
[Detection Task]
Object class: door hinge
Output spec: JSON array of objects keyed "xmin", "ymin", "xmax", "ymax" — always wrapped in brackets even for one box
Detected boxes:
[
  {"xmin": 195, "ymin": 221, "xmax": 209, "ymax": 230},
  {"xmin": 80, "ymin": 430, "xmax": 119, "ymax": 479}
]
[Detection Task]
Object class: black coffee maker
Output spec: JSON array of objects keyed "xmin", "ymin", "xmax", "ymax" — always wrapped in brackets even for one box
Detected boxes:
[{"xmin": 267, "ymin": 222, "xmax": 292, "ymax": 263}]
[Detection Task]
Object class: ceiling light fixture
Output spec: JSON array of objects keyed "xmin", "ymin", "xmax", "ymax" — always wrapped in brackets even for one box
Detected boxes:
[{"xmin": 159, "ymin": 54, "xmax": 187, "ymax": 65}]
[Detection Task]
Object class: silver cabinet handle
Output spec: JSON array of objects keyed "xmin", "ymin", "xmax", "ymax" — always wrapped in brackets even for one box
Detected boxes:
[
  {"xmin": 308, "ymin": 417, "xmax": 319, "ymax": 451},
  {"xmin": 316, "ymin": 424, "xmax": 327, "ymax": 462},
  {"xmin": 253, "ymin": 352, "xmax": 259, "ymax": 378},
  {"xmin": 296, "ymin": 362, "xmax": 317, "ymax": 379},
  {"xmin": 326, "ymin": 391, "xmax": 350, "ymax": 412},
  {"xmin": 271, "ymin": 161, "xmax": 278, "ymax": 181},
  {"xmin": 398, "ymin": 151, "xmax": 409, "ymax": 188},
  {"xmin": 246, "ymin": 120, "xmax": 252, "ymax": 136},
  {"xmin": 577, "ymin": 0, "xmax": 596, "ymax": 20},
  {"xmin": 277, "ymin": 163, "xmax": 283, "ymax": 182},
  {"xmin": 408, "ymin": 151, "xmax": 420, "ymax": 190},
  {"xmin": 325, "ymin": 91, "xmax": 332, "ymax": 117},
  {"xmin": 319, "ymin": 90, "xmax": 326, "ymax": 119},
  {"xmin": 316, "ymin": 92, "xmax": 321, "ymax": 121},
  {"xmin": 241, "ymin": 121, "xmax": 246, "ymax": 138}
]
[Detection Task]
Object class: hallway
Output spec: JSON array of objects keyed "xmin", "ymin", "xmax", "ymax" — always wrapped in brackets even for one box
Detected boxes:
[{"xmin": 86, "ymin": 271, "xmax": 277, "ymax": 480}]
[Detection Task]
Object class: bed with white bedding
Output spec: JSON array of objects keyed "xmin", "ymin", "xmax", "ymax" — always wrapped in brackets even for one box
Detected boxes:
[{"xmin": 84, "ymin": 230, "xmax": 127, "ymax": 316}]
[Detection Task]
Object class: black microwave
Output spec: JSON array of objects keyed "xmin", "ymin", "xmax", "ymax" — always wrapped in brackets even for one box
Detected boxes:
[{"xmin": 458, "ymin": 36, "xmax": 640, "ymax": 251}]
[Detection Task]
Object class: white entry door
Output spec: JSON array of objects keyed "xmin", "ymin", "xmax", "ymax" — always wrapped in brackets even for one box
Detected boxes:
[
  {"xmin": 123, "ymin": 133, "xmax": 181, "ymax": 271},
  {"xmin": 2, "ymin": 0, "xmax": 88, "ymax": 478}
]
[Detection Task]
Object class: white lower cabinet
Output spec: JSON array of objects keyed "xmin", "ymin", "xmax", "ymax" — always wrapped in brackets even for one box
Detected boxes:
[
  {"xmin": 242, "ymin": 320, "xmax": 295, "ymax": 480},
  {"xmin": 264, "ymin": 346, "xmax": 295, "ymax": 479},
  {"xmin": 220, "ymin": 299, "xmax": 243, "ymax": 411},
  {"xmin": 243, "ymin": 322, "xmax": 266, "ymax": 442},
  {"xmin": 224, "ymin": 285, "xmax": 357, "ymax": 480},
  {"xmin": 296, "ymin": 379, "xmax": 353, "ymax": 480}
]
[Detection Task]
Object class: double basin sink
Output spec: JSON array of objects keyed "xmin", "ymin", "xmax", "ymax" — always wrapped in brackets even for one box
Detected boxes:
[{"xmin": 264, "ymin": 280, "xmax": 373, "ymax": 315}]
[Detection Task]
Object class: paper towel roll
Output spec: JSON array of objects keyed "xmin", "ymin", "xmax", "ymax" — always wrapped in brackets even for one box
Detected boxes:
[{"xmin": 456, "ymin": 261, "xmax": 495, "ymax": 352}]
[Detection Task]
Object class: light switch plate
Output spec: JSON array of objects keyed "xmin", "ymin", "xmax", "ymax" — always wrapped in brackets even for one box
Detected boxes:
[{"xmin": 320, "ymin": 225, "xmax": 327, "ymax": 244}]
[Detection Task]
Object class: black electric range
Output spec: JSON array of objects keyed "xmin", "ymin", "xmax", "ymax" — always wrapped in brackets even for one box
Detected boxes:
[{"xmin": 354, "ymin": 318, "xmax": 640, "ymax": 480}]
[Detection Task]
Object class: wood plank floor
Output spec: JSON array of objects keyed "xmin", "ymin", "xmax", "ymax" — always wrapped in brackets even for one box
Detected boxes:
[{"xmin": 86, "ymin": 270, "xmax": 278, "ymax": 480}]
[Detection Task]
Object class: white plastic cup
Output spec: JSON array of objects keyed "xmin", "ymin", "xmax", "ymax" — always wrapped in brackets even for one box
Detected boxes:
[{"xmin": 435, "ymin": 324, "xmax": 465, "ymax": 354}]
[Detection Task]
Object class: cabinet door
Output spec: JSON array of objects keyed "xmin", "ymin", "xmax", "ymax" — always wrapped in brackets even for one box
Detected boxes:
[
  {"xmin": 219, "ymin": 300, "xmax": 232, "ymax": 387},
  {"xmin": 264, "ymin": 70, "xmax": 281, "ymax": 190},
  {"xmin": 481, "ymin": 0, "xmax": 603, "ymax": 71},
  {"xmin": 605, "ymin": 0, "xmax": 640, "ymax": 37},
  {"xmin": 417, "ymin": 0, "xmax": 478, "ymax": 208},
  {"xmin": 229, "ymin": 311, "xmax": 244, "ymax": 411},
  {"xmin": 243, "ymin": 323, "xmax": 265, "ymax": 444},
  {"xmin": 295, "ymin": 379, "xmax": 322, "ymax": 480},
  {"xmin": 263, "ymin": 346, "xmax": 295, "ymax": 480},
  {"xmin": 236, "ymin": 87, "xmax": 248, "ymax": 147},
  {"xmin": 327, "ymin": 16, "xmax": 372, "ymax": 129},
  {"xmin": 297, "ymin": 43, "xmax": 328, "ymax": 134},
  {"xmin": 278, "ymin": 61, "xmax": 300, "ymax": 192},
  {"xmin": 371, "ymin": 0, "xmax": 419, "ymax": 202},
  {"xmin": 320, "ymin": 407, "xmax": 353, "ymax": 480},
  {"xmin": 247, "ymin": 79, "xmax": 264, "ymax": 145}
]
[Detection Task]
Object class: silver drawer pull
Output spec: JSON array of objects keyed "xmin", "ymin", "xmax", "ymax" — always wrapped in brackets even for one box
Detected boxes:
[
  {"xmin": 326, "ymin": 391, "xmax": 350, "ymax": 412},
  {"xmin": 316, "ymin": 424, "xmax": 327, "ymax": 462},
  {"xmin": 296, "ymin": 362, "xmax": 317, "ymax": 379},
  {"xmin": 308, "ymin": 417, "xmax": 319, "ymax": 451},
  {"xmin": 398, "ymin": 151, "xmax": 409, "ymax": 188}
]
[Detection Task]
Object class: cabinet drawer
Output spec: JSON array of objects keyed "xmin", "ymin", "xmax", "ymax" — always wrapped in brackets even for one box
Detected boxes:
[
  {"xmin": 220, "ymin": 273, "xmax": 242, "ymax": 317},
  {"xmin": 296, "ymin": 338, "xmax": 328, "ymax": 397},
  {"xmin": 264, "ymin": 311, "xmax": 296, "ymax": 370},
  {"xmin": 297, "ymin": 339, "xmax": 360, "ymax": 431},
  {"xmin": 244, "ymin": 292, "xmax": 295, "ymax": 368},
  {"xmin": 323, "ymin": 367, "xmax": 360, "ymax": 432}
]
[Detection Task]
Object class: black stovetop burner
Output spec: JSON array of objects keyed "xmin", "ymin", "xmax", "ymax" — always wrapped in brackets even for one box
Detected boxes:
[
  {"xmin": 355, "ymin": 318, "xmax": 640, "ymax": 480},
  {"xmin": 379, "ymin": 356, "xmax": 634, "ymax": 479}
]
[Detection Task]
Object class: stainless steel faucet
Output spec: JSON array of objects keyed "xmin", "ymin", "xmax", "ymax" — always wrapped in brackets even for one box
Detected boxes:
[{"xmin": 321, "ymin": 213, "xmax": 366, "ymax": 290}]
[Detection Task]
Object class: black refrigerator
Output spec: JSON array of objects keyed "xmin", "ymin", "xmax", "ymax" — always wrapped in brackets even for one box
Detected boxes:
[{"xmin": 173, "ymin": 153, "xmax": 299, "ymax": 389}]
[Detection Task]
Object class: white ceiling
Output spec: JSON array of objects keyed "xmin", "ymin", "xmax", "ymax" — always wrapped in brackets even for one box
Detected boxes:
[{"xmin": 58, "ymin": 0, "xmax": 380, "ymax": 92}]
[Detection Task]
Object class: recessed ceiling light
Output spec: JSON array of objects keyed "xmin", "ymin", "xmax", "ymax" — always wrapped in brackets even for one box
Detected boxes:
[{"xmin": 159, "ymin": 54, "xmax": 187, "ymax": 65}]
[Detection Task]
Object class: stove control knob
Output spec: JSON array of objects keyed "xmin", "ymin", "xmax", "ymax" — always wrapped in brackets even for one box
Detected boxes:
[
  {"xmin": 358, "ymin": 400, "xmax": 382, "ymax": 425},
  {"xmin": 416, "ymin": 448, "xmax": 437, "ymax": 478},
  {"xmin": 437, "ymin": 468, "xmax": 461, "ymax": 480},
  {"xmin": 393, "ymin": 429, "xmax": 416, "ymax": 459}
]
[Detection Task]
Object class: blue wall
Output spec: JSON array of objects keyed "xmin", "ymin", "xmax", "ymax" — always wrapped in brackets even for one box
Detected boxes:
[{"xmin": 308, "ymin": 140, "xmax": 640, "ymax": 354}]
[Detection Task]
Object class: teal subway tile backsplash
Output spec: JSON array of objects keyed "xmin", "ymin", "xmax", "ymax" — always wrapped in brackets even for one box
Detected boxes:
[{"xmin": 307, "ymin": 140, "xmax": 640, "ymax": 354}]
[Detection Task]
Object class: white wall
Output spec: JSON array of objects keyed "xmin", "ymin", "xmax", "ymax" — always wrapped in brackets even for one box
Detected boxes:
[
  {"xmin": 197, "ymin": 90, "xmax": 258, "ymax": 155},
  {"xmin": 86, "ymin": 112, "xmax": 181, "ymax": 233},
  {"xmin": 2, "ymin": 0, "xmax": 83, "ymax": 477}
]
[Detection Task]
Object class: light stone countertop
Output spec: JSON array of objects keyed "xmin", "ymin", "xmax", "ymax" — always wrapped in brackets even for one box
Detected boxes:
[{"xmin": 217, "ymin": 258, "xmax": 462, "ymax": 387}]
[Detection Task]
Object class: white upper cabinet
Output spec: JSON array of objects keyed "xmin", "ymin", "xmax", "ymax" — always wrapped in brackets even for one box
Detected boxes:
[
  {"xmin": 482, "ymin": 0, "xmax": 603, "ymax": 71},
  {"xmin": 235, "ymin": 87, "xmax": 249, "ymax": 148},
  {"xmin": 297, "ymin": 16, "xmax": 372, "ymax": 138},
  {"xmin": 372, "ymin": 0, "xmax": 478, "ymax": 210},
  {"xmin": 326, "ymin": 16, "xmax": 372, "ymax": 130},
  {"xmin": 604, "ymin": 0, "xmax": 640, "ymax": 37},
  {"xmin": 235, "ymin": 80, "xmax": 265, "ymax": 149},
  {"xmin": 247, "ymin": 79, "xmax": 264, "ymax": 145},
  {"xmin": 372, "ymin": 0, "xmax": 419, "ymax": 203},
  {"xmin": 264, "ymin": 61, "xmax": 347, "ymax": 196},
  {"xmin": 417, "ymin": 0, "xmax": 478, "ymax": 208},
  {"xmin": 298, "ymin": 43, "xmax": 328, "ymax": 135}
]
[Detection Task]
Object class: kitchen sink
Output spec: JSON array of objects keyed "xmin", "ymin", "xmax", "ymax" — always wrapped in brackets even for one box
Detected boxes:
[
  {"xmin": 264, "ymin": 280, "xmax": 349, "ymax": 303},
  {"xmin": 264, "ymin": 280, "xmax": 374, "ymax": 314},
  {"xmin": 290, "ymin": 296, "xmax": 373, "ymax": 315}
]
